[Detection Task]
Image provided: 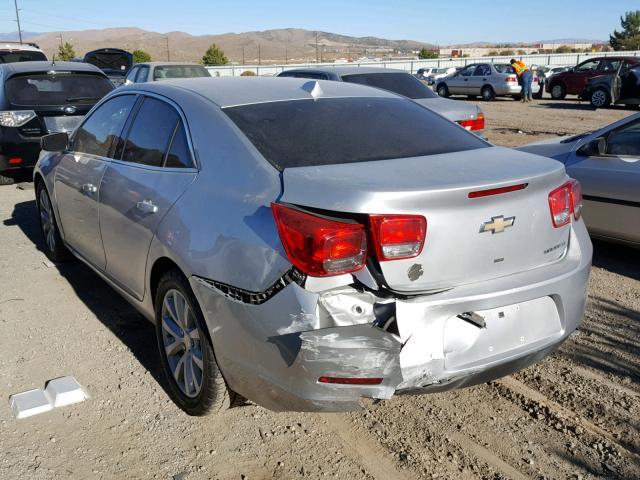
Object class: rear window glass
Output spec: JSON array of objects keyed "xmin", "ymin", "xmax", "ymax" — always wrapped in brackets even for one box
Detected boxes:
[
  {"xmin": 494, "ymin": 64, "xmax": 514, "ymax": 74},
  {"xmin": 0, "ymin": 50, "xmax": 46, "ymax": 63},
  {"xmin": 342, "ymin": 73, "xmax": 437, "ymax": 99},
  {"xmin": 6, "ymin": 73, "xmax": 114, "ymax": 106},
  {"xmin": 153, "ymin": 65, "xmax": 210, "ymax": 80},
  {"xmin": 224, "ymin": 97, "xmax": 487, "ymax": 170},
  {"xmin": 84, "ymin": 51, "xmax": 132, "ymax": 75}
]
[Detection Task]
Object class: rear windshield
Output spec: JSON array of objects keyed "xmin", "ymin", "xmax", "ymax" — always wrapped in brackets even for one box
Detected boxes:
[
  {"xmin": 153, "ymin": 65, "xmax": 210, "ymax": 80},
  {"xmin": 84, "ymin": 51, "xmax": 132, "ymax": 75},
  {"xmin": 341, "ymin": 73, "xmax": 437, "ymax": 99},
  {"xmin": 493, "ymin": 64, "xmax": 515, "ymax": 74},
  {"xmin": 0, "ymin": 50, "xmax": 47, "ymax": 63},
  {"xmin": 224, "ymin": 97, "xmax": 487, "ymax": 170},
  {"xmin": 6, "ymin": 73, "xmax": 114, "ymax": 106}
]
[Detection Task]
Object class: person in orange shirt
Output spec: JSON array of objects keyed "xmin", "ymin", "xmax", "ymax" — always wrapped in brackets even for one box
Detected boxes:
[{"xmin": 510, "ymin": 58, "xmax": 533, "ymax": 102}]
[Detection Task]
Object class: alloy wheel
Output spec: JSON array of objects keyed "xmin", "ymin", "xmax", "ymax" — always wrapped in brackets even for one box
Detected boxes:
[
  {"xmin": 591, "ymin": 90, "xmax": 607, "ymax": 108},
  {"xmin": 39, "ymin": 188, "xmax": 56, "ymax": 253},
  {"xmin": 161, "ymin": 289, "xmax": 204, "ymax": 398},
  {"xmin": 552, "ymin": 85, "xmax": 564, "ymax": 99}
]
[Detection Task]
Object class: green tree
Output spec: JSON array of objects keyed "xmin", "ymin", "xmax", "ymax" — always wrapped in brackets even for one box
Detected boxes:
[
  {"xmin": 201, "ymin": 43, "xmax": 229, "ymax": 65},
  {"xmin": 57, "ymin": 42, "xmax": 75, "ymax": 61},
  {"xmin": 418, "ymin": 47, "xmax": 438, "ymax": 59},
  {"xmin": 610, "ymin": 10, "xmax": 640, "ymax": 50},
  {"xmin": 240, "ymin": 70, "xmax": 256, "ymax": 76},
  {"xmin": 133, "ymin": 49, "xmax": 152, "ymax": 63}
]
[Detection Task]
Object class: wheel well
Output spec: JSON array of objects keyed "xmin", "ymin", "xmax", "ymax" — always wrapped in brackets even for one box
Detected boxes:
[
  {"xmin": 149, "ymin": 257, "xmax": 182, "ymax": 306},
  {"xmin": 34, "ymin": 173, "xmax": 43, "ymax": 192}
]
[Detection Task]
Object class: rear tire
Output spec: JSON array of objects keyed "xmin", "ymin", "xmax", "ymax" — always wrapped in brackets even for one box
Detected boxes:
[
  {"xmin": 436, "ymin": 83, "xmax": 449, "ymax": 98},
  {"xmin": 36, "ymin": 181, "xmax": 71, "ymax": 262},
  {"xmin": 550, "ymin": 83, "xmax": 566, "ymax": 100},
  {"xmin": 481, "ymin": 86, "xmax": 495, "ymax": 101},
  {"xmin": 155, "ymin": 269, "xmax": 234, "ymax": 416},
  {"xmin": 590, "ymin": 88, "xmax": 610, "ymax": 108}
]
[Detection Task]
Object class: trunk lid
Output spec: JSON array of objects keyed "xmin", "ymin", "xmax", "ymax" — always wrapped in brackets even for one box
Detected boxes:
[{"xmin": 280, "ymin": 146, "xmax": 571, "ymax": 292}]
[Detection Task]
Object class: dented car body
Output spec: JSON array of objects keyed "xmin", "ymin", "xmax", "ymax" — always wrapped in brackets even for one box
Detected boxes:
[{"xmin": 34, "ymin": 77, "xmax": 591, "ymax": 413}]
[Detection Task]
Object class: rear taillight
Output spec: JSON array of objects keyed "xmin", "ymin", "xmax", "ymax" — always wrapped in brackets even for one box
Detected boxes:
[
  {"xmin": 0, "ymin": 110, "xmax": 36, "ymax": 127},
  {"xmin": 505, "ymin": 75, "xmax": 518, "ymax": 84},
  {"xmin": 457, "ymin": 112, "xmax": 485, "ymax": 131},
  {"xmin": 369, "ymin": 215, "xmax": 427, "ymax": 261},
  {"xmin": 549, "ymin": 179, "xmax": 582, "ymax": 228},
  {"xmin": 271, "ymin": 203, "xmax": 366, "ymax": 276}
]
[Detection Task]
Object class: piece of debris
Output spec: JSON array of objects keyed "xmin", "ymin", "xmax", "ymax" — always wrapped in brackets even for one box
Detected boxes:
[
  {"xmin": 9, "ymin": 389, "xmax": 53, "ymax": 419},
  {"xmin": 45, "ymin": 376, "xmax": 89, "ymax": 407}
]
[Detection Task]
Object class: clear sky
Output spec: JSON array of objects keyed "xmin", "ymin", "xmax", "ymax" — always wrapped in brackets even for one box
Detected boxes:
[{"xmin": 0, "ymin": 0, "xmax": 637, "ymax": 44}]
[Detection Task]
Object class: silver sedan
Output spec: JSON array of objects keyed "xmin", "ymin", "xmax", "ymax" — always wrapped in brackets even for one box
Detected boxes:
[
  {"xmin": 35, "ymin": 77, "xmax": 591, "ymax": 414},
  {"xmin": 518, "ymin": 113, "xmax": 640, "ymax": 247}
]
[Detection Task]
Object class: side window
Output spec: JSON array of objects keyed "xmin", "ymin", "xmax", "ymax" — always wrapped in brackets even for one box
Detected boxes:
[
  {"xmin": 121, "ymin": 97, "xmax": 179, "ymax": 167},
  {"xmin": 136, "ymin": 66, "xmax": 149, "ymax": 82},
  {"xmin": 575, "ymin": 60, "xmax": 600, "ymax": 72},
  {"xmin": 459, "ymin": 66, "xmax": 475, "ymax": 77},
  {"xmin": 606, "ymin": 119, "xmax": 640, "ymax": 157},
  {"xmin": 125, "ymin": 67, "xmax": 138, "ymax": 83},
  {"xmin": 165, "ymin": 122, "xmax": 193, "ymax": 168},
  {"xmin": 473, "ymin": 64, "xmax": 491, "ymax": 76},
  {"xmin": 278, "ymin": 71, "xmax": 296, "ymax": 78},
  {"xmin": 600, "ymin": 60, "xmax": 621, "ymax": 72},
  {"xmin": 73, "ymin": 95, "xmax": 136, "ymax": 158}
]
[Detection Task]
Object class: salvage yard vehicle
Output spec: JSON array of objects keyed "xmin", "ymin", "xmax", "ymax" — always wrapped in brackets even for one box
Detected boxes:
[
  {"xmin": 583, "ymin": 64, "xmax": 640, "ymax": 108},
  {"xmin": 0, "ymin": 61, "xmax": 114, "ymax": 185},
  {"xmin": 278, "ymin": 67, "xmax": 485, "ymax": 133},
  {"xmin": 34, "ymin": 77, "xmax": 591, "ymax": 414},
  {"xmin": 83, "ymin": 48, "xmax": 133, "ymax": 85},
  {"xmin": 124, "ymin": 62, "xmax": 211, "ymax": 84},
  {"xmin": 545, "ymin": 56, "xmax": 640, "ymax": 100},
  {"xmin": 0, "ymin": 42, "xmax": 47, "ymax": 63},
  {"xmin": 519, "ymin": 113, "xmax": 640, "ymax": 247},
  {"xmin": 436, "ymin": 63, "xmax": 538, "ymax": 101}
]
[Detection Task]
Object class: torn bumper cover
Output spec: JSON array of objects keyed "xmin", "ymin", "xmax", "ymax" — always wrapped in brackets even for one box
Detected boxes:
[{"xmin": 190, "ymin": 222, "xmax": 591, "ymax": 412}]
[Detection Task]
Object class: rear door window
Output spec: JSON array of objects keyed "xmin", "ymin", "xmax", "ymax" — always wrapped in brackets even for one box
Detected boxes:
[
  {"xmin": 73, "ymin": 94, "xmax": 137, "ymax": 158},
  {"xmin": 341, "ymin": 72, "xmax": 437, "ymax": 99},
  {"xmin": 223, "ymin": 97, "xmax": 487, "ymax": 171},
  {"xmin": 5, "ymin": 73, "xmax": 114, "ymax": 107}
]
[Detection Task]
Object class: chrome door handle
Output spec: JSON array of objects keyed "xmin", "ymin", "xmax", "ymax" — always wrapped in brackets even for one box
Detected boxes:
[
  {"xmin": 81, "ymin": 183, "xmax": 97, "ymax": 194},
  {"xmin": 136, "ymin": 200, "xmax": 158, "ymax": 214}
]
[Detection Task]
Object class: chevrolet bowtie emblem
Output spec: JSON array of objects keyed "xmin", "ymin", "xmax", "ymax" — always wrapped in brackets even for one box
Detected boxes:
[{"xmin": 479, "ymin": 215, "xmax": 515, "ymax": 234}]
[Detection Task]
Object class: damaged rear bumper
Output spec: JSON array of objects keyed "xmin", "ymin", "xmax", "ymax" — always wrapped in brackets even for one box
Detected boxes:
[{"xmin": 190, "ymin": 221, "xmax": 592, "ymax": 412}]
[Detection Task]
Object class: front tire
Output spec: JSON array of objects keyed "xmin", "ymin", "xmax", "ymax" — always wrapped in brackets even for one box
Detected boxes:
[
  {"xmin": 36, "ymin": 181, "xmax": 71, "ymax": 262},
  {"xmin": 436, "ymin": 83, "xmax": 449, "ymax": 97},
  {"xmin": 481, "ymin": 86, "xmax": 495, "ymax": 101},
  {"xmin": 550, "ymin": 83, "xmax": 566, "ymax": 100},
  {"xmin": 155, "ymin": 269, "xmax": 233, "ymax": 416},
  {"xmin": 590, "ymin": 88, "xmax": 610, "ymax": 108}
]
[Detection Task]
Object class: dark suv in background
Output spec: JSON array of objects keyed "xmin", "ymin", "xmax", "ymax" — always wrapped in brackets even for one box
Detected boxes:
[
  {"xmin": 545, "ymin": 56, "xmax": 640, "ymax": 100},
  {"xmin": 0, "ymin": 61, "xmax": 114, "ymax": 184}
]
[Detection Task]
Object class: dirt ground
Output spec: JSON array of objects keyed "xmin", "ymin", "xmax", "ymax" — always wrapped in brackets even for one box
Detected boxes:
[{"xmin": 0, "ymin": 98, "xmax": 639, "ymax": 480}]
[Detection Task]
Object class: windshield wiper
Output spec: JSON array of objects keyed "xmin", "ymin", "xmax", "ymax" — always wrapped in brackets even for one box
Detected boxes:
[{"xmin": 66, "ymin": 96, "xmax": 98, "ymax": 102}]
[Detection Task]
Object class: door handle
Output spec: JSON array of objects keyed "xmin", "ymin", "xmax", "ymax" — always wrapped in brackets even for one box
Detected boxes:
[
  {"xmin": 81, "ymin": 183, "xmax": 97, "ymax": 194},
  {"xmin": 136, "ymin": 200, "xmax": 158, "ymax": 214}
]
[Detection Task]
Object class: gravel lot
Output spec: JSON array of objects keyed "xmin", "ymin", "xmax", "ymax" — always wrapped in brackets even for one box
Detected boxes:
[{"xmin": 0, "ymin": 98, "xmax": 639, "ymax": 480}]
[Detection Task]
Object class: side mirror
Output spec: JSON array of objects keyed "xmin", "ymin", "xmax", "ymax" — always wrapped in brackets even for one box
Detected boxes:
[
  {"xmin": 41, "ymin": 132, "xmax": 69, "ymax": 152},
  {"xmin": 578, "ymin": 137, "xmax": 606, "ymax": 157}
]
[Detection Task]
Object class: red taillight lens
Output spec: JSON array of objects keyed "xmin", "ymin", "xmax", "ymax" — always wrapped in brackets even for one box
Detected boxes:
[
  {"xmin": 505, "ymin": 75, "xmax": 518, "ymax": 84},
  {"xmin": 318, "ymin": 376, "xmax": 383, "ymax": 385},
  {"xmin": 549, "ymin": 179, "xmax": 582, "ymax": 227},
  {"xmin": 369, "ymin": 214, "xmax": 427, "ymax": 261},
  {"xmin": 8, "ymin": 157, "xmax": 22, "ymax": 164},
  {"xmin": 271, "ymin": 203, "xmax": 366, "ymax": 276},
  {"xmin": 457, "ymin": 112, "xmax": 485, "ymax": 131}
]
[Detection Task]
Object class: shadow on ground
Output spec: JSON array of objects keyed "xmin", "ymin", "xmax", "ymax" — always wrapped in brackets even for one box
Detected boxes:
[
  {"xmin": 3, "ymin": 199, "xmax": 172, "ymax": 399},
  {"xmin": 592, "ymin": 239, "xmax": 640, "ymax": 282}
]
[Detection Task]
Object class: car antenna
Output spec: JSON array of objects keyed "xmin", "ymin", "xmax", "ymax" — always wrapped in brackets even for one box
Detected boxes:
[{"xmin": 51, "ymin": 54, "xmax": 55, "ymax": 66}]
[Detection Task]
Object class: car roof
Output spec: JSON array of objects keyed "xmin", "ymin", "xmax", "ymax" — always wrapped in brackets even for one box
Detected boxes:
[
  {"xmin": 0, "ymin": 42, "xmax": 43, "ymax": 52},
  {"xmin": 0, "ymin": 61, "xmax": 105, "ymax": 76},
  {"xmin": 118, "ymin": 76, "xmax": 398, "ymax": 108},
  {"xmin": 281, "ymin": 66, "xmax": 408, "ymax": 76},
  {"xmin": 135, "ymin": 62, "xmax": 207, "ymax": 68}
]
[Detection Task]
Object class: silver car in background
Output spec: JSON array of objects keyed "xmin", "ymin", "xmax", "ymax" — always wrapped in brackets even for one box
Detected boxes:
[
  {"xmin": 34, "ymin": 77, "xmax": 591, "ymax": 415},
  {"xmin": 277, "ymin": 67, "xmax": 485, "ymax": 132},
  {"xmin": 437, "ymin": 63, "xmax": 538, "ymax": 101},
  {"xmin": 124, "ymin": 62, "xmax": 211, "ymax": 84},
  {"xmin": 519, "ymin": 113, "xmax": 640, "ymax": 247}
]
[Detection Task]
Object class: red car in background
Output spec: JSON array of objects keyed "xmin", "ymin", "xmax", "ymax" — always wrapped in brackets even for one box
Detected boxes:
[{"xmin": 546, "ymin": 56, "xmax": 640, "ymax": 99}]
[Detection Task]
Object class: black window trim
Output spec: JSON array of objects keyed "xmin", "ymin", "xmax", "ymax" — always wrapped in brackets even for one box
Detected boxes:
[{"xmin": 110, "ymin": 91, "xmax": 198, "ymax": 171}]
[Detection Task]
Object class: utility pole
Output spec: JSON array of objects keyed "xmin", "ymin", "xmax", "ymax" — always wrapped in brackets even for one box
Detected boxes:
[
  {"xmin": 242, "ymin": 47, "xmax": 245, "ymax": 65},
  {"xmin": 165, "ymin": 36, "xmax": 170, "ymax": 61},
  {"xmin": 14, "ymin": 0, "xmax": 23, "ymax": 44},
  {"xmin": 315, "ymin": 32, "xmax": 319, "ymax": 63}
]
